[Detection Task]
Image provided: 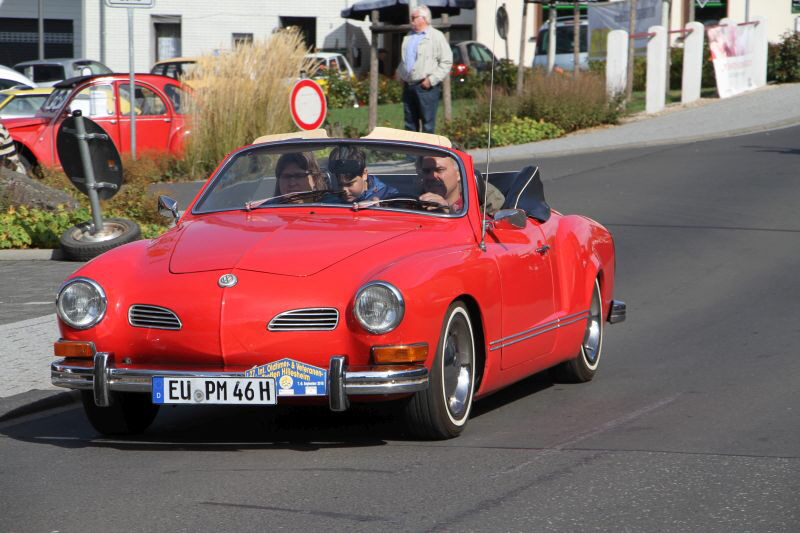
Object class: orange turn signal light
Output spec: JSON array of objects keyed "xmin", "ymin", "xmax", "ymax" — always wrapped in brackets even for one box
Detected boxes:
[
  {"xmin": 371, "ymin": 343, "xmax": 428, "ymax": 364},
  {"xmin": 54, "ymin": 340, "xmax": 96, "ymax": 359}
]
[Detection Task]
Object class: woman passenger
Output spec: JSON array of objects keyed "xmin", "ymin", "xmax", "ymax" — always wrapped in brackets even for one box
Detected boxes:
[{"xmin": 274, "ymin": 152, "xmax": 325, "ymax": 201}]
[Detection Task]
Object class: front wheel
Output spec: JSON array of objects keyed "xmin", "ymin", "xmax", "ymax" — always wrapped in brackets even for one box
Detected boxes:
[
  {"xmin": 81, "ymin": 391, "xmax": 159, "ymax": 435},
  {"xmin": 552, "ymin": 278, "xmax": 604, "ymax": 383},
  {"xmin": 60, "ymin": 217, "xmax": 141, "ymax": 261},
  {"xmin": 405, "ymin": 301, "xmax": 476, "ymax": 439}
]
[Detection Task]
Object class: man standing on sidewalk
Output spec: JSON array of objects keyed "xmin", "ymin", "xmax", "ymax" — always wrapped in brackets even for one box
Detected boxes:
[{"xmin": 397, "ymin": 5, "xmax": 452, "ymax": 133}]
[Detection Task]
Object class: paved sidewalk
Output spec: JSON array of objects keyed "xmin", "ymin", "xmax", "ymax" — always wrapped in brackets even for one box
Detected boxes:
[
  {"xmin": 470, "ymin": 82, "xmax": 800, "ymax": 161},
  {"xmin": 0, "ymin": 314, "xmax": 60, "ymax": 398}
]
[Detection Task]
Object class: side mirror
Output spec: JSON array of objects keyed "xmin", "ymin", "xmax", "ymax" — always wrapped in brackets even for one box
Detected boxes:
[
  {"xmin": 492, "ymin": 208, "xmax": 527, "ymax": 229},
  {"xmin": 158, "ymin": 195, "xmax": 179, "ymax": 222}
]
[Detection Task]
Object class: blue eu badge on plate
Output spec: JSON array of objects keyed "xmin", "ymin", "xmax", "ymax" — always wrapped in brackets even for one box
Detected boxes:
[{"xmin": 244, "ymin": 358, "xmax": 327, "ymax": 396}]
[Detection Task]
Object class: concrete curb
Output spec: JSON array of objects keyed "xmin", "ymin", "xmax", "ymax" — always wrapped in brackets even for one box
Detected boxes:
[
  {"xmin": 0, "ymin": 248, "xmax": 64, "ymax": 261},
  {"xmin": 0, "ymin": 389, "xmax": 80, "ymax": 423},
  {"xmin": 469, "ymin": 116, "xmax": 800, "ymax": 162}
]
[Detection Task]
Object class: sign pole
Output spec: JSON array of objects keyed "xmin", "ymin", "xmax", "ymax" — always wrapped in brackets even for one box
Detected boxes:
[{"xmin": 128, "ymin": 7, "xmax": 137, "ymax": 160}]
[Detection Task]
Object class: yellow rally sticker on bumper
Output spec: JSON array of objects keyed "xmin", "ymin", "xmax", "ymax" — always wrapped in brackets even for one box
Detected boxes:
[{"xmin": 244, "ymin": 358, "xmax": 327, "ymax": 396}]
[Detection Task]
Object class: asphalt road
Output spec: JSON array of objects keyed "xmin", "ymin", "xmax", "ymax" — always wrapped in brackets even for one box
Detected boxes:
[{"xmin": 1, "ymin": 126, "xmax": 799, "ymax": 532}]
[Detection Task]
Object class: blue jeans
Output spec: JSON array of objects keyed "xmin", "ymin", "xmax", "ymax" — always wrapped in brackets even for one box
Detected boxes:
[{"xmin": 403, "ymin": 82, "xmax": 441, "ymax": 133}]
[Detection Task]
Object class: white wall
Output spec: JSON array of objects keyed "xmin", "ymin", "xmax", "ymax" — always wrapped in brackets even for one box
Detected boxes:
[
  {"xmin": 728, "ymin": 0, "xmax": 796, "ymax": 42},
  {"xmin": 81, "ymin": 0, "xmax": 372, "ymax": 72}
]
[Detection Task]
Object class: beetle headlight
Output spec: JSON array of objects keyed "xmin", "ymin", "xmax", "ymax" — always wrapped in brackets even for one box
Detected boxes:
[
  {"xmin": 56, "ymin": 277, "xmax": 107, "ymax": 330},
  {"xmin": 354, "ymin": 281, "xmax": 404, "ymax": 334}
]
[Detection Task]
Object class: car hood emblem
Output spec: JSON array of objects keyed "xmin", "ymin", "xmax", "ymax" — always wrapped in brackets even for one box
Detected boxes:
[{"xmin": 218, "ymin": 274, "xmax": 238, "ymax": 288}]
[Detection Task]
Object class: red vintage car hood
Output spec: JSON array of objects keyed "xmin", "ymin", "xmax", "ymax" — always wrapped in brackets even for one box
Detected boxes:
[{"xmin": 169, "ymin": 211, "xmax": 419, "ymax": 276}]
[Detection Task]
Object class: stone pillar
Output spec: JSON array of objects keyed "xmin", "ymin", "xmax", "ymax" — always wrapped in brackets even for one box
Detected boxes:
[
  {"xmin": 681, "ymin": 21, "xmax": 704, "ymax": 104},
  {"xmin": 606, "ymin": 29, "xmax": 629, "ymax": 98},
  {"xmin": 751, "ymin": 15, "xmax": 768, "ymax": 89},
  {"xmin": 646, "ymin": 26, "xmax": 667, "ymax": 114}
]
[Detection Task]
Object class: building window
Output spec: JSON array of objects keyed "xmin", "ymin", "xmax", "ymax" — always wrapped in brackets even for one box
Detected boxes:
[
  {"xmin": 153, "ymin": 15, "xmax": 181, "ymax": 62},
  {"xmin": 280, "ymin": 17, "xmax": 316, "ymax": 50},
  {"xmin": 233, "ymin": 33, "xmax": 254, "ymax": 47}
]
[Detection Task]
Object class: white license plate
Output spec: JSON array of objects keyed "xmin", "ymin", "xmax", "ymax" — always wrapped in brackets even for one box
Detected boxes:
[{"xmin": 152, "ymin": 376, "xmax": 276, "ymax": 405}]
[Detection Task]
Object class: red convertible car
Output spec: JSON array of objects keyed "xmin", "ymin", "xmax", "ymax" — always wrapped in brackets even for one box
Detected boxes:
[
  {"xmin": 4, "ymin": 73, "xmax": 189, "ymax": 170},
  {"xmin": 51, "ymin": 128, "xmax": 625, "ymax": 439}
]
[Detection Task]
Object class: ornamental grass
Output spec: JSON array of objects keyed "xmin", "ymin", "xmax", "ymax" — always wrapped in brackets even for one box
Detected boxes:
[{"xmin": 182, "ymin": 29, "xmax": 316, "ymax": 176}]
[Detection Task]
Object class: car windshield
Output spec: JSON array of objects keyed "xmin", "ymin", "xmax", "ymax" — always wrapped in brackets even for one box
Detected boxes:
[{"xmin": 193, "ymin": 141, "xmax": 465, "ymax": 216}]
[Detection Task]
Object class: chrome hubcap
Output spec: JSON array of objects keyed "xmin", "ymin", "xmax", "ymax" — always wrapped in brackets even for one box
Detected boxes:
[
  {"xmin": 582, "ymin": 286, "xmax": 602, "ymax": 365},
  {"xmin": 70, "ymin": 221, "xmax": 126, "ymax": 243},
  {"xmin": 442, "ymin": 310, "xmax": 474, "ymax": 421}
]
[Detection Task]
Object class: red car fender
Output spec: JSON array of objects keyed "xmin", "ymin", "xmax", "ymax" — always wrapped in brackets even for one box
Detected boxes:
[{"xmin": 365, "ymin": 241, "xmax": 503, "ymax": 390}]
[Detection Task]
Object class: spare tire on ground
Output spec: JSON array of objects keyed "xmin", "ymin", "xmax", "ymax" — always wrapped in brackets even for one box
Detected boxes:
[{"xmin": 60, "ymin": 217, "xmax": 141, "ymax": 261}]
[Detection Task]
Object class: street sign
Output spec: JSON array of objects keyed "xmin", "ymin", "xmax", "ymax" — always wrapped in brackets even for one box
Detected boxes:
[
  {"xmin": 496, "ymin": 5, "xmax": 509, "ymax": 40},
  {"xmin": 695, "ymin": 0, "xmax": 709, "ymax": 8},
  {"xmin": 56, "ymin": 116, "xmax": 123, "ymax": 201},
  {"xmin": 104, "ymin": 0, "xmax": 155, "ymax": 7},
  {"xmin": 289, "ymin": 79, "xmax": 327, "ymax": 131}
]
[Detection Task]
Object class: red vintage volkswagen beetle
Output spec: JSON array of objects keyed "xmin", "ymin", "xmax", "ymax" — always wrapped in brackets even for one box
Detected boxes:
[
  {"xmin": 4, "ymin": 73, "xmax": 189, "ymax": 170},
  {"xmin": 51, "ymin": 128, "xmax": 625, "ymax": 439}
]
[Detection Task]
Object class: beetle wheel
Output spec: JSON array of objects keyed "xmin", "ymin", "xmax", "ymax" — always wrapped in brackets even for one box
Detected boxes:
[
  {"xmin": 553, "ymin": 278, "xmax": 603, "ymax": 383},
  {"xmin": 405, "ymin": 301, "xmax": 476, "ymax": 439}
]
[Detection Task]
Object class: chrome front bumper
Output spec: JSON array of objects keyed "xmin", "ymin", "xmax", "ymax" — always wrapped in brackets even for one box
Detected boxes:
[{"xmin": 51, "ymin": 354, "xmax": 429, "ymax": 412}]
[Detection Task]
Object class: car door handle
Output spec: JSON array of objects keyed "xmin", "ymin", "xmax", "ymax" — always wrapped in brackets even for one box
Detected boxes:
[
  {"xmin": 535, "ymin": 245, "xmax": 550, "ymax": 255},
  {"xmin": 163, "ymin": 118, "xmax": 171, "ymax": 123},
  {"xmin": 109, "ymin": 119, "xmax": 117, "ymax": 124}
]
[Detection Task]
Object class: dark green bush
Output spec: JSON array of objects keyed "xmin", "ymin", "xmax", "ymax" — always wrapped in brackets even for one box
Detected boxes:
[{"xmin": 768, "ymin": 31, "xmax": 800, "ymax": 82}]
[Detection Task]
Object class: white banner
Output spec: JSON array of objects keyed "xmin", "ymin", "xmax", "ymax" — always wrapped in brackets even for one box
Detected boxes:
[{"xmin": 707, "ymin": 23, "xmax": 756, "ymax": 98}]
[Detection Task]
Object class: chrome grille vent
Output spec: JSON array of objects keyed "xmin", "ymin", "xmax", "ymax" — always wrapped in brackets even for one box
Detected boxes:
[
  {"xmin": 268, "ymin": 308, "xmax": 339, "ymax": 331},
  {"xmin": 128, "ymin": 304, "xmax": 182, "ymax": 330}
]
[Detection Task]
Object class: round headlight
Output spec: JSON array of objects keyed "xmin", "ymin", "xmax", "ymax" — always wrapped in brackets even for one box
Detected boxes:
[
  {"xmin": 354, "ymin": 281, "xmax": 404, "ymax": 334},
  {"xmin": 56, "ymin": 277, "xmax": 107, "ymax": 330}
]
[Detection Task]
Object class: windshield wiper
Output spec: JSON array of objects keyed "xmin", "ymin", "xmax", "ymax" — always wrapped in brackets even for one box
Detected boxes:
[{"xmin": 245, "ymin": 189, "xmax": 344, "ymax": 210}]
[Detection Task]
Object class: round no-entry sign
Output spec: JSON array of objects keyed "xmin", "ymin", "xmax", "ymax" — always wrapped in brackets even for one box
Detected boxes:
[{"xmin": 289, "ymin": 79, "xmax": 327, "ymax": 131}]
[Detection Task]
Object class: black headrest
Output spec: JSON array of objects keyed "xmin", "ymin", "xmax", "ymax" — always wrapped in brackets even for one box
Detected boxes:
[{"xmin": 501, "ymin": 165, "xmax": 551, "ymax": 222}]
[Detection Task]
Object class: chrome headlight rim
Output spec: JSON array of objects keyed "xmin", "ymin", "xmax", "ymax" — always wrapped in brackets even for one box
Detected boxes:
[
  {"xmin": 354, "ymin": 281, "xmax": 405, "ymax": 335},
  {"xmin": 56, "ymin": 277, "xmax": 107, "ymax": 330}
]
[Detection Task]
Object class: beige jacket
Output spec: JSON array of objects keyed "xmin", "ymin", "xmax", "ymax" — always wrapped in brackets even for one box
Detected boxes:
[{"xmin": 397, "ymin": 26, "xmax": 453, "ymax": 87}]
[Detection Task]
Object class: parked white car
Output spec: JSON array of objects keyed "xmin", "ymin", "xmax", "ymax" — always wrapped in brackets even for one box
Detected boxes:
[
  {"xmin": 0, "ymin": 65, "xmax": 36, "ymax": 90},
  {"xmin": 13, "ymin": 58, "xmax": 112, "ymax": 87},
  {"xmin": 532, "ymin": 17, "xmax": 589, "ymax": 71},
  {"xmin": 305, "ymin": 52, "xmax": 356, "ymax": 80}
]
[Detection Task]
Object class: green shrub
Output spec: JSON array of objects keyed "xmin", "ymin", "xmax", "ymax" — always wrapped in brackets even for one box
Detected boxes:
[
  {"xmin": 768, "ymin": 31, "xmax": 800, "ymax": 82},
  {"xmin": 517, "ymin": 70, "xmax": 622, "ymax": 132},
  {"xmin": 669, "ymin": 42, "xmax": 716, "ymax": 90},
  {"xmin": 324, "ymin": 72, "xmax": 358, "ymax": 109},
  {"xmin": 442, "ymin": 114, "xmax": 563, "ymax": 150},
  {"xmin": 0, "ymin": 205, "xmax": 91, "ymax": 249}
]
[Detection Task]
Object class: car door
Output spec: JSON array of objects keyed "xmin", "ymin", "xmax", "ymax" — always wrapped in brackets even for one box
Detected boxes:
[
  {"xmin": 116, "ymin": 81, "xmax": 172, "ymax": 155},
  {"xmin": 486, "ymin": 218, "xmax": 557, "ymax": 370}
]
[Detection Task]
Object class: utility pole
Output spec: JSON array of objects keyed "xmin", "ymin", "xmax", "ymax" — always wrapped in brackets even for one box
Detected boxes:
[
  {"xmin": 38, "ymin": 0, "xmax": 45, "ymax": 59},
  {"xmin": 688, "ymin": 0, "xmax": 695, "ymax": 23},
  {"xmin": 547, "ymin": 0, "xmax": 557, "ymax": 74},
  {"xmin": 625, "ymin": 0, "xmax": 638, "ymax": 102},
  {"xmin": 573, "ymin": 0, "xmax": 580, "ymax": 75}
]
